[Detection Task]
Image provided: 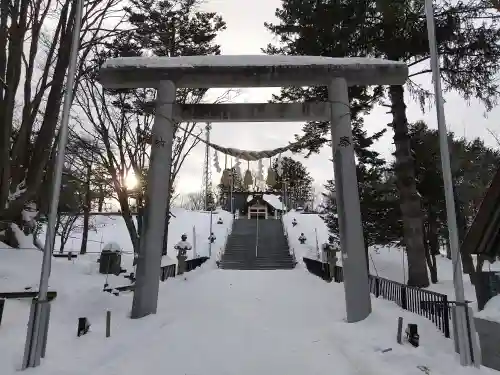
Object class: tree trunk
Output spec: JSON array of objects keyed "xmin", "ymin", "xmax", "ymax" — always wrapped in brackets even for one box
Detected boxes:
[
  {"xmin": 136, "ymin": 194, "xmax": 144, "ymax": 249},
  {"xmin": 445, "ymin": 238, "xmax": 452, "ymax": 259},
  {"xmin": 389, "ymin": 85, "xmax": 429, "ymax": 287},
  {"xmin": 98, "ymin": 186, "xmax": 104, "ymax": 212},
  {"xmin": 117, "ymin": 191, "xmax": 139, "ymax": 253},
  {"xmin": 59, "ymin": 235, "xmax": 66, "ymax": 253},
  {"xmin": 161, "ymin": 186, "xmax": 173, "ymax": 256},
  {"xmin": 0, "ymin": 0, "xmax": 75, "ymax": 222},
  {"xmin": 454, "ymin": 186, "xmax": 474, "ymax": 274},
  {"xmin": 426, "ymin": 211, "xmax": 439, "ymax": 283},
  {"xmin": 54, "ymin": 214, "xmax": 62, "ymax": 253},
  {"xmin": 0, "ymin": 0, "xmax": 30, "ymax": 206},
  {"xmin": 80, "ymin": 163, "xmax": 92, "ymax": 254}
]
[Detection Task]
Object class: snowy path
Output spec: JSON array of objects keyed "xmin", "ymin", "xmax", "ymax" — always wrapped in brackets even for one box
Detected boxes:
[
  {"xmin": 21, "ymin": 266, "xmax": 489, "ymax": 375},
  {"xmin": 9, "ymin": 265, "xmax": 493, "ymax": 375},
  {"xmin": 78, "ymin": 269, "xmax": 383, "ymax": 375}
]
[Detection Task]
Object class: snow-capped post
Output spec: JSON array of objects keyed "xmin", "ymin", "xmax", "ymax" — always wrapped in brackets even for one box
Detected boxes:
[
  {"xmin": 174, "ymin": 234, "xmax": 192, "ymax": 276},
  {"xmin": 23, "ymin": 0, "xmax": 84, "ymax": 367},
  {"xmin": 323, "ymin": 240, "xmax": 339, "ymax": 281},
  {"xmin": 192, "ymin": 226, "xmax": 197, "ymax": 258},
  {"xmin": 329, "ymin": 77, "xmax": 371, "ymax": 323}
]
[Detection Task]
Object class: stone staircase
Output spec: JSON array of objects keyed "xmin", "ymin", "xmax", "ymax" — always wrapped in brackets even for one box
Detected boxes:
[{"xmin": 220, "ymin": 219, "xmax": 296, "ymax": 270}]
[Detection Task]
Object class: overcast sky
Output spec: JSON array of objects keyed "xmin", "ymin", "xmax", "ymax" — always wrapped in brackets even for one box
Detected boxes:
[{"xmin": 174, "ymin": 0, "xmax": 500, "ymax": 196}]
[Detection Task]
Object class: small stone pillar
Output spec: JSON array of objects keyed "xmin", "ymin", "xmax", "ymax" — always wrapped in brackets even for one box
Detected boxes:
[
  {"xmin": 177, "ymin": 250, "xmax": 187, "ymax": 276},
  {"xmin": 323, "ymin": 244, "xmax": 339, "ymax": 280}
]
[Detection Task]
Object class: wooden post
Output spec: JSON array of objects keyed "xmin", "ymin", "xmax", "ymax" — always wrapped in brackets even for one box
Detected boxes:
[
  {"xmin": 106, "ymin": 311, "xmax": 111, "ymax": 338},
  {"xmin": 397, "ymin": 317, "xmax": 404, "ymax": 344}
]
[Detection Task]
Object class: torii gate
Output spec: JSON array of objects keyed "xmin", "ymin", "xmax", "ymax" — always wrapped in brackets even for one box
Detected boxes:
[{"xmin": 98, "ymin": 55, "xmax": 408, "ymax": 323}]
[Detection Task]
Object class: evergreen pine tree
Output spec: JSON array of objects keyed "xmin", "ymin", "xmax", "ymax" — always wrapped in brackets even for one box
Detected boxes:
[
  {"xmin": 269, "ymin": 157, "xmax": 313, "ymax": 209},
  {"xmin": 265, "ymin": 0, "xmax": 500, "ymax": 286}
]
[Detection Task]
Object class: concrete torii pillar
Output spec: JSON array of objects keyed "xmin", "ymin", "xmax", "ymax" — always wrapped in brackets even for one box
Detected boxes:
[{"xmin": 99, "ymin": 55, "xmax": 408, "ymax": 321}]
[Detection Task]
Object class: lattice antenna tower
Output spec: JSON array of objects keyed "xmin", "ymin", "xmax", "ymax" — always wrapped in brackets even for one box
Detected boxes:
[{"xmin": 203, "ymin": 123, "xmax": 213, "ymax": 210}]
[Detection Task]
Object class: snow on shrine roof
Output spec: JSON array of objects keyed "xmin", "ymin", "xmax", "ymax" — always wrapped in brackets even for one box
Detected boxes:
[
  {"xmin": 263, "ymin": 194, "xmax": 286, "ymax": 211},
  {"xmin": 99, "ymin": 55, "xmax": 408, "ymax": 89}
]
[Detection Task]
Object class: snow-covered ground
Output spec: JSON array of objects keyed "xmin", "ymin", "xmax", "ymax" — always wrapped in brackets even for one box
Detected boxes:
[
  {"xmin": 283, "ymin": 211, "xmax": 330, "ymax": 264},
  {"xmin": 41, "ymin": 208, "xmax": 233, "ymax": 256},
  {"xmin": 2, "ymin": 209, "xmax": 233, "ymax": 291},
  {"xmin": 283, "ymin": 210, "xmax": 500, "ymax": 307},
  {"xmin": 2, "ymin": 261, "xmax": 493, "ymax": 375},
  {"xmin": 0, "ymin": 209, "xmax": 497, "ymax": 374}
]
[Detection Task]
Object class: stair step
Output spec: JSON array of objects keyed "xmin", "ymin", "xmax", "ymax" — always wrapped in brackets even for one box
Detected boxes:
[
  {"xmin": 220, "ymin": 265, "xmax": 295, "ymax": 270},
  {"xmin": 221, "ymin": 260, "xmax": 295, "ymax": 266},
  {"xmin": 223, "ymin": 219, "xmax": 293, "ymax": 270}
]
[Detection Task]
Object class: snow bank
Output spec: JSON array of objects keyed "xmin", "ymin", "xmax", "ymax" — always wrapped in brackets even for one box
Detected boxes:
[
  {"xmin": 0, "ymin": 209, "xmax": 234, "ymax": 373},
  {"xmin": 282, "ymin": 211, "xmax": 499, "ymax": 308},
  {"xmin": 476, "ymin": 295, "xmax": 500, "ymax": 322},
  {"xmin": 38, "ymin": 208, "xmax": 233, "ymax": 259},
  {"xmin": 283, "ymin": 211, "xmax": 330, "ymax": 264}
]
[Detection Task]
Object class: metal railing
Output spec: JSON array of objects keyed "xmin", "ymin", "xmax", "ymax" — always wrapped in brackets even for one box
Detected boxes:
[
  {"xmin": 216, "ymin": 220, "xmax": 233, "ymax": 266},
  {"xmin": 280, "ymin": 216, "xmax": 296, "ymax": 264},
  {"xmin": 303, "ymin": 257, "xmax": 451, "ymax": 338}
]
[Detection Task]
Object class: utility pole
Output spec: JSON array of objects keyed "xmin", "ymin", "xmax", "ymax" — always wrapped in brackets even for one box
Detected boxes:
[
  {"xmin": 424, "ymin": 0, "xmax": 472, "ymax": 366},
  {"xmin": 203, "ymin": 123, "xmax": 212, "ymax": 210},
  {"xmin": 23, "ymin": 0, "xmax": 84, "ymax": 368},
  {"xmin": 203, "ymin": 123, "xmax": 214, "ymax": 257}
]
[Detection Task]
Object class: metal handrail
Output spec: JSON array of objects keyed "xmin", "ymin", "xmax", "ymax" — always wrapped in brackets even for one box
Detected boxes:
[
  {"xmin": 216, "ymin": 219, "xmax": 234, "ymax": 264},
  {"xmin": 280, "ymin": 215, "xmax": 296, "ymax": 264}
]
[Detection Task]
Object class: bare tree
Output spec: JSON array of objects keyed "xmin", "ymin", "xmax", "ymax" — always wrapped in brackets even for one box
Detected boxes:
[
  {"xmin": 181, "ymin": 191, "xmax": 205, "ymax": 211},
  {"xmin": 65, "ymin": 132, "xmax": 103, "ymax": 254},
  {"xmin": 0, "ymin": 0, "xmax": 125, "ymax": 245}
]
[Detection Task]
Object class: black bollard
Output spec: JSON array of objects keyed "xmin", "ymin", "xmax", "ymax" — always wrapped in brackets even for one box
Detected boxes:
[
  {"xmin": 0, "ymin": 299, "xmax": 4, "ymax": 326},
  {"xmin": 77, "ymin": 317, "xmax": 91, "ymax": 337},
  {"xmin": 405, "ymin": 323, "xmax": 419, "ymax": 347}
]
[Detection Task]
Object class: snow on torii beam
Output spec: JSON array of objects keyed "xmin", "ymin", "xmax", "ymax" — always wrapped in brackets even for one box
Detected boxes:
[
  {"xmin": 99, "ymin": 55, "xmax": 408, "ymax": 88},
  {"xmin": 98, "ymin": 55, "xmax": 408, "ymax": 322}
]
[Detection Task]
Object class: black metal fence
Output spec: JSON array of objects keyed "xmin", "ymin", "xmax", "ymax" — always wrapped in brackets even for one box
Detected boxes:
[
  {"xmin": 303, "ymin": 257, "xmax": 333, "ymax": 281},
  {"xmin": 303, "ymin": 257, "xmax": 450, "ymax": 338},
  {"xmin": 160, "ymin": 256, "xmax": 210, "ymax": 281},
  {"xmin": 160, "ymin": 264, "xmax": 177, "ymax": 281},
  {"xmin": 186, "ymin": 257, "xmax": 209, "ymax": 272}
]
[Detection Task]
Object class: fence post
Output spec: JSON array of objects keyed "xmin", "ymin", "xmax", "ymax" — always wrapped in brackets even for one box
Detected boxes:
[
  {"xmin": 374, "ymin": 278, "xmax": 380, "ymax": 298},
  {"xmin": 442, "ymin": 295, "xmax": 450, "ymax": 338},
  {"xmin": 400, "ymin": 285, "xmax": 407, "ymax": 310}
]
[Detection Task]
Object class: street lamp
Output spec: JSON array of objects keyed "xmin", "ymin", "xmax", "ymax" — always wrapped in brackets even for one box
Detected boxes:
[{"xmin": 424, "ymin": 0, "xmax": 472, "ymax": 366}]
